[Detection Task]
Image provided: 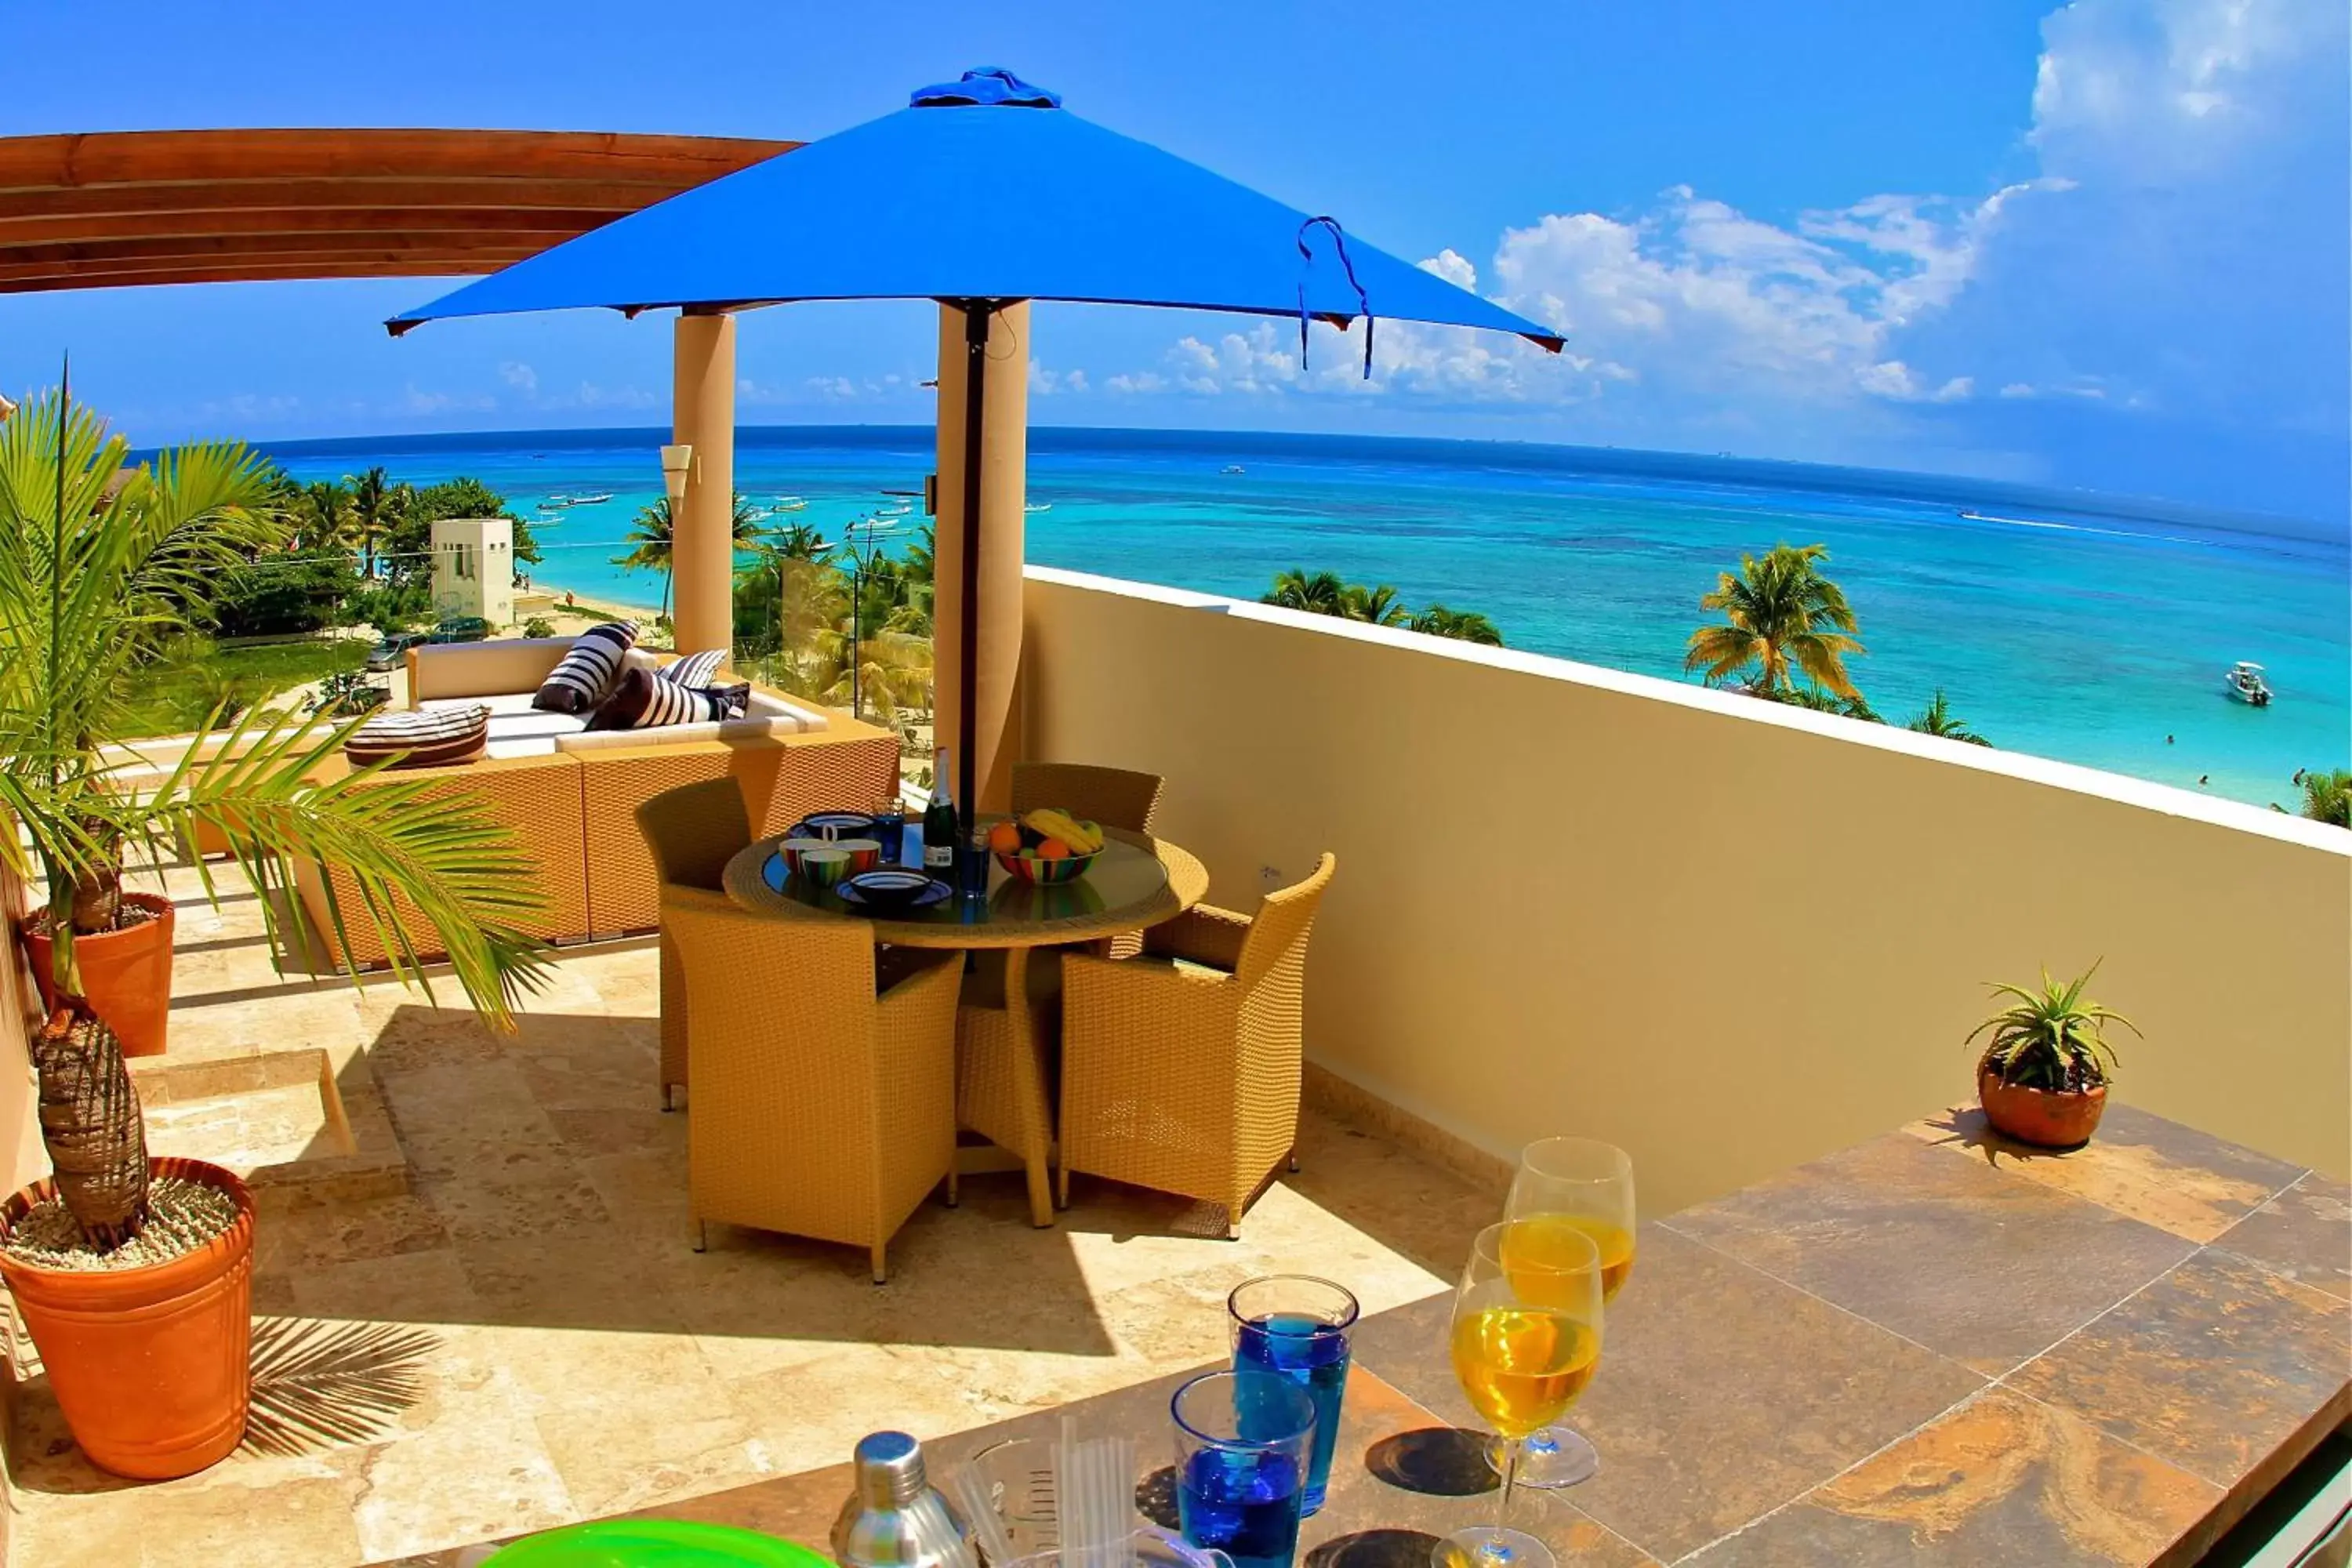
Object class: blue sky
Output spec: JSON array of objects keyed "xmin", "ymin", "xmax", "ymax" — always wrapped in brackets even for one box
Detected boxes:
[{"xmin": 2, "ymin": 0, "xmax": 2344, "ymax": 522}]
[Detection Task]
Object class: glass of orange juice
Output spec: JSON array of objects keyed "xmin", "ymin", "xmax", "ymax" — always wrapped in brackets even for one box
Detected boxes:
[
  {"xmin": 1491, "ymin": 1138, "xmax": 1634, "ymax": 1490},
  {"xmin": 1437, "ymin": 1220, "xmax": 1603, "ymax": 1568}
]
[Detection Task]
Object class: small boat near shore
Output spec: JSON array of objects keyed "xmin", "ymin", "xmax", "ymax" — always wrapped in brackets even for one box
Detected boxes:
[
  {"xmin": 771, "ymin": 496, "xmax": 808, "ymax": 514},
  {"xmin": 1024, "ymin": 502, "xmax": 1051, "ymax": 514},
  {"xmin": 2224, "ymin": 662, "xmax": 2274, "ymax": 706},
  {"xmin": 569, "ymin": 492, "xmax": 615, "ymax": 506}
]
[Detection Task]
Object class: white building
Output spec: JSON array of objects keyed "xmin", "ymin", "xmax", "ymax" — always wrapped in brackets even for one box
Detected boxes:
[{"xmin": 430, "ymin": 516, "xmax": 514, "ymax": 629}]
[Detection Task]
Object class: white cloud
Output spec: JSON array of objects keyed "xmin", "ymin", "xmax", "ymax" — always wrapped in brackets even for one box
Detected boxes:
[
  {"xmin": 1095, "ymin": 0, "xmax": 2343, "ymax": 510},
  {"xmin": 1027, "ymin": 362, "xmax": 1090, "ymax": 395},
  {"xmin": 498, "ymin": 361, "xmax": 538, "ymax": 395}
]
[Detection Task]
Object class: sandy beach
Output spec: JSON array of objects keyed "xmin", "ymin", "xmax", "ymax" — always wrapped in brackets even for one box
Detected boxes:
[{"xmin": 517, "ymin": 586, "xmax": 670, "ymax": 647}]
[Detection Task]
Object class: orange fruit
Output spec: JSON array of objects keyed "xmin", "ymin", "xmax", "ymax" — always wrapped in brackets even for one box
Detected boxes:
[
  {"xmin": 1036, "ymin": 837, "xmax": 1071, "ymax": 860},
  {"xmin": 985, "ymin": 821, "xmax": 1023, "ymax": 855}
]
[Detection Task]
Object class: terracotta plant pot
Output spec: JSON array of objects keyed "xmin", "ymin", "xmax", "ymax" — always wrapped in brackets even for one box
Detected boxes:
[
  {"xmin": 1978, "ymin": 1069, "xmax": 2108, "ymax": 1149},
  {"xmin": 24, "ymin": 891, "xmax": 176, "ymax": 1057},
  {"xmin": 0, "ymin": 1157, "xmax": 255, "ymax": 1479}
]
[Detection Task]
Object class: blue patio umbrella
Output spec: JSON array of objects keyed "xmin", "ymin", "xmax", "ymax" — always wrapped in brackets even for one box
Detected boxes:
[{"xmin": 390, "ymin": 68, "xmax": 1566, "ymax": 815}]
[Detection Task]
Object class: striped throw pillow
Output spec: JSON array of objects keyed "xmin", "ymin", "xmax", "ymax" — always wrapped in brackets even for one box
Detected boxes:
[
  {"xmin": 532, "ymin": 620, "xmax": 639, "ymax": 714},
  {"xmin": 343, "ymin": 705, "xmax": 490, "ymax": 771},
  {"xmin": 583, "ymin": 668, "xmax": 751, "ymax": 732},
  {"xmin": 662, "ymin": 648, "xmax": 728, "ymax": 689}
]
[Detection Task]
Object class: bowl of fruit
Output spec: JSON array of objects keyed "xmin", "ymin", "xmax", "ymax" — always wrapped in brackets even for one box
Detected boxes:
[{"xmin": 989, "ymin": 808, "xmax": 1105, "ymax": 884}]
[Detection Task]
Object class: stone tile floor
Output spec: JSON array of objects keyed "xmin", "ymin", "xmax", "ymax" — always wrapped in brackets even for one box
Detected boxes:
[{"xmin": 7, "ymin": 862, "xmax": 1497, "ymax": 1567}]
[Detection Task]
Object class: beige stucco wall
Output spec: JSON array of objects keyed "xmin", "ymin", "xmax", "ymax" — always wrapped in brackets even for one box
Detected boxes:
[{"xmin": 1022, "ymin": 568, "xmax": 2352, "ymax": 1218}]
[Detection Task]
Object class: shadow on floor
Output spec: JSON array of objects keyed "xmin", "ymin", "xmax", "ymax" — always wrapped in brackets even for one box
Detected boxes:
[
  {"xmin": 270, "ymin": 1002, "xmax": 1130, "ymax": 1358},
  {"xmin": 245, "ymin": 1316, "xmax": 440, "ymax": 1457}
]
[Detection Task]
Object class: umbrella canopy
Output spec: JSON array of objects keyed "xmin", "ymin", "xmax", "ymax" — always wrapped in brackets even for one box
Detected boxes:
[
  {"xmin": 390, "ymin": 69, "xmax": 1565, "ymax": 820},
  {"xmin": 388, "ymin": 69, "xmax": 1563, "ymax": 351}
]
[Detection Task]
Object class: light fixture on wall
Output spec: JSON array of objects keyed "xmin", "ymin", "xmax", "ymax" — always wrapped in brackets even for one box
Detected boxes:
[{"xmin": 659, "ymin": 444, "xmax": 694, "ymax": 506}]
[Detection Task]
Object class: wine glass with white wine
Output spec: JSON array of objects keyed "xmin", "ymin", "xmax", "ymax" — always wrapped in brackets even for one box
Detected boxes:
[
  {"xmin": 1436, "ymin": 1219, "xmax": 1605, "ymax": 1568},
  {"xmin": 1488, "ymin": 1138, "xmax": 1634, "ymax": 1490}
]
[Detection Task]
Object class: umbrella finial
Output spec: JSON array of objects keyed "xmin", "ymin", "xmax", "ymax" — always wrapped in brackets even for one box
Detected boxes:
[{"xmin": 910, "ymin": 68, "xmax": 1061, "ymax": 109}]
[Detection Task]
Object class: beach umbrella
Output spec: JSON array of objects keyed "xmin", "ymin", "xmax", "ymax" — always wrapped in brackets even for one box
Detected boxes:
[{"xmin": 389, "ymin": 67, "xmax": 1565, "ymax": 816}]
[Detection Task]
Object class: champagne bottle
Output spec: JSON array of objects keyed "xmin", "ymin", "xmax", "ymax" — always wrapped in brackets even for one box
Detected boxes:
[{"xmin": 923, "ymin": 747, "xmax": 957, "ymax": 873}]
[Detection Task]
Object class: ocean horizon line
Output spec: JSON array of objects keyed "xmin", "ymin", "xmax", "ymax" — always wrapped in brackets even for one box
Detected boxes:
[{"xmin": 235, "ymin": 421, "xmax": 2347, "ymax": 547}]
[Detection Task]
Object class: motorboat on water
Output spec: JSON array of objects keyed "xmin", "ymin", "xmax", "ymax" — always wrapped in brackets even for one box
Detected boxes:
[
  {"xmin": 1220, "ymin": 464, "xmax": 1245, "ymax": 474},
  {"xmin": 771, "ymin": 496, "xmax": 808, "ymax": 514},
  {"xmin": 2224, "ymin": 662, "xmax": 2274, "ymax": 706},
  {"xmin": 570, "ymin": 492, "xmax": 615, "ymax": 506},
  {"xmin": 1023, "ymin": 502, "xmax": 1051, "ymax": 514},
  {"xmin": 877, "ymin": 503, "xmax": 913, "ymax": 517}
]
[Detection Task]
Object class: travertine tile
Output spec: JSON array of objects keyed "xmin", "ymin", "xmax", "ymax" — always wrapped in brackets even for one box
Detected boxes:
[
  {"xmin": 1668, "ymin": 1131, "xmax": 2198, "ymax": 1375},
  {"xmin": 1682, "ymin": 1386, "xmax": 2219, "ymax": 1566},
  {"xmin": 2006, "ymin": 1249, "xmax": 2352, "ymax": 1486},
  {"xmin": 2216, "ymin": 1171, "xmax": 2352, "ymax": 1301},
  {"xmin": 1904, "ymin": 1102, "xmax": 2303, "ymax": 1244}
]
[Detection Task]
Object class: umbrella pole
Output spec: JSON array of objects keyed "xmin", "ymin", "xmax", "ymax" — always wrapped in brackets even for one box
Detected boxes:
[{"xmin": 955, "ymin": 299, "xmax": 991, "ymax": 829}]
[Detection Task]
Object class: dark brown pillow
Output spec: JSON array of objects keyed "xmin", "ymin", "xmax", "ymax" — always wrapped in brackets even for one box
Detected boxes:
[
  {"xmin": 583, "ymin": 668, "xmax": 750, "ymax": 731},
  {"xmin": 343, "ymin": 705, "xmax": 489, "ymax": 770}
]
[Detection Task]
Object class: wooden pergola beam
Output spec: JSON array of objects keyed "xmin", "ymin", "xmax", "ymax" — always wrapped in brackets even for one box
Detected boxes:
[{"xmin": 0, "ymin": 128, "xmax": 796, "ymax": 296}]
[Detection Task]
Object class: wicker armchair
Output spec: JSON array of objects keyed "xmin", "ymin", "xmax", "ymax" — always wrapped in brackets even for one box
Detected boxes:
[
  {"xmin": 1011, "ymin": 762, "xmax": 1165, "ymax": 833},
  {"xmin": 1057, "ymin": 854, "xmax": 1337, "ymax": 1235},
  {"xmin": 633, "ymin": 779, "xmax": 753, "ymax": 1111},
  {"xmin": 666, "ymin": 895, "xmax": 961, "ymax": 1283}
]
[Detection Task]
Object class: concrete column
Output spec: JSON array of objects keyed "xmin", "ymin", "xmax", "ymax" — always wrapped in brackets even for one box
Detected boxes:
[
  {"xmin": 934, "ymin": 300, "xmax": 1029, "ymax": 813},
  {"xmin": 671, "ymin": 311, "xmax": 736, "ymax": 656}
]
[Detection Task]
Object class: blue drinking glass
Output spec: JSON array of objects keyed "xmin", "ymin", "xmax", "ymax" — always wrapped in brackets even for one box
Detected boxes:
[
  {"xmin": 1170, "ymin": 1370, "xmax": 1315, "ymax": 1568},
  {"xmin": 1228, "ymin": 1275, "xmax": 1358, "ymax": 1515}
]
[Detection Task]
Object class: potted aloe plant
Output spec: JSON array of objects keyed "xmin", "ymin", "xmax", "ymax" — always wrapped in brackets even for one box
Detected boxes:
[
  {"xmin": 0, "ymin": 387, "xmax": 547, "ymax": 1478},
  {"xmin": 1966, "ymin": 962, "xmax": 2139, "ymax": 1149}
]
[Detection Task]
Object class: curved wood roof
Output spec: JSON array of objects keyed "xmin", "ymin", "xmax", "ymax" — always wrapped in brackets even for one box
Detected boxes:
[{"xmin": 0, "ymin": 129, "xmax": 796, "ymax": 295}]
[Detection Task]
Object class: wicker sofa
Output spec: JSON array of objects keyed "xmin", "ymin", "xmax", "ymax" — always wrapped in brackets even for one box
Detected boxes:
[{"xmin": 291, "ymin": 637, "xmax": 900, "ymax": 966}]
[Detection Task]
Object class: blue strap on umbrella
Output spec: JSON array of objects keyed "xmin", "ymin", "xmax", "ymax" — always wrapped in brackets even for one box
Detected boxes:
[{"xmin": 1296, "ymin": 216, "xmax": 1374, "ymax": 379}]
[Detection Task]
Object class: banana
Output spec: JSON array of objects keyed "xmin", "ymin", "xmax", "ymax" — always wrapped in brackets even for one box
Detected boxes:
[{"xmin": 1021, "ymin": 808, "xmax": 1103, "ymax": 854}]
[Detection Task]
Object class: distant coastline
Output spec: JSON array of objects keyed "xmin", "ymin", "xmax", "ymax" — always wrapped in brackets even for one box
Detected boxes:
[
  {"xmin": 249, "ymin": 423, "xmax": 2350, "ymax": 548},
  {"xmin": 267, "ymin": 423, "xmax": 2351, "ymax": 811}
]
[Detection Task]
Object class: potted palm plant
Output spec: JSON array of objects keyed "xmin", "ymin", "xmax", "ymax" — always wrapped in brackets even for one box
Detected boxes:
[
  {"xmin": 1965, "ymin": 962, "xmax": 2138, "ymax": 1148},
  {"xmin": 0, "ymin": 387, "xmax": 547, "ymax": 1478}
]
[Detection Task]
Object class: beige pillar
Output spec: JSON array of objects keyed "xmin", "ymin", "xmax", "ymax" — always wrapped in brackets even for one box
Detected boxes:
[
  {"xmin": 934, "ymin": 300, "xmax": 1029, "ymax": 813},
  {"xmin": 670, "ymin": 311, "xmax": 736, "ymax": 656}
]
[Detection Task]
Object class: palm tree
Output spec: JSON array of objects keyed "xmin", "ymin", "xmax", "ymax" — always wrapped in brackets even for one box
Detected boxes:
[
  {"xmin": 1684, "ymin": 543, "xmax": 1866, "ymax": 699},
  {"xmin": 769, "ymin": 520, "xmax": 836, "ymax": 563},
  {"xmin": 611, "ymin": 494, "xmax": 767, "ymax": 615},
  {"xmin": 0, "ymin": 390, "xmax": 549, "ymax": 1250},
  {"xmin": 295, "ymin": 479, "xmax": 354, "ymax": 554},
  {"xmin": 1907, "ymin": 690, "xmax": 1991, "ymax": 746},
  {"xmin": 1338, "ymin": 583, "xmax": 1410, "ymax": 626},
  {"xmin": 1263, "ymin": 568, "xmax": 1346, "ymax": 615},
  {"xmin": 345, "ymin": 466, "xmax": 401, "ymax": 581},
  {"xmin": 2300, "ymin": 768, "xmax": 2350, "ymax": 827},
  {"xmin": 1410, "ymin": 604, "xmax": 1504, "ymax": 646}
]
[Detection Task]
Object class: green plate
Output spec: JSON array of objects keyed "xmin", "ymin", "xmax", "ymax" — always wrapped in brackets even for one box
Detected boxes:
[{"xmin": 483, "ymin": 1521, "xmax": 833, "ymax": 1568}]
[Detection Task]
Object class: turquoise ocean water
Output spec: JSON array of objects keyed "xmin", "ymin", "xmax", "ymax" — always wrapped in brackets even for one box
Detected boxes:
[{"xmin": 265, "ymin": 426, "xmax": 2350, "ymax": 811}]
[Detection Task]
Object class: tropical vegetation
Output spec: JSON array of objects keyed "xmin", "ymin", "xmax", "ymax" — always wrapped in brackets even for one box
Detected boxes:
[
  {"xmin": 731, "ymin": 519, "xmax": 938, "ymax": 726},
  {"xmin": 1685, "ymin": 543, "xmax": 1864, "ymax": 699},
  {"xmin": 612, "ymin": 493, "xmax": 768, "ymax": 616},
  {"xmin": 2296, "ymin": 768, "xmax": 2350, "ymax": 827},
  {"xmin": 1967, "ymin": 963, "xmax": 2136, "ymax": 1093},
  {"xmin": 1262, "ymin": 568, "xmax": 1504, "ymax": 645},
  {"xmin": 0, "ymin": 390, "xmax": 548, "ymax": 1250},
  {"xmin": 1906, "ymin": 690, "xmax": 1991, "ymax": 746}
]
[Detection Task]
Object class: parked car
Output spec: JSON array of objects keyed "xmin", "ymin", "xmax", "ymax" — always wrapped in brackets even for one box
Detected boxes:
[
  {"xmin": 426, "ymin": 616, "xmax": 491, "ymax": 644},
  {"xmin": 363, "ymin": 630, "xmax": 427, "ymax": 672}
]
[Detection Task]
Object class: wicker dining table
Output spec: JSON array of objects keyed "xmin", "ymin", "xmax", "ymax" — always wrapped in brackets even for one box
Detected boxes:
[{"xmin": 720, "ymin": 820, "xmax": 1210, "ymax": 1221}]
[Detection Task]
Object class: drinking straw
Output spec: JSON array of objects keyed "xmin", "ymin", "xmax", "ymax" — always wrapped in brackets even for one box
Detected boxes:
[{"xmin": 952, "ymin": 1463, "xmax": 1014, "ymax": 1567}]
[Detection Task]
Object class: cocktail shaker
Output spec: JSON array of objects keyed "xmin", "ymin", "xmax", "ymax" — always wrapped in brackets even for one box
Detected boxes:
[{"xmin": 832, "ymin": 1431, "xmax": 977, "ymax": 1568}]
